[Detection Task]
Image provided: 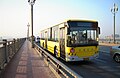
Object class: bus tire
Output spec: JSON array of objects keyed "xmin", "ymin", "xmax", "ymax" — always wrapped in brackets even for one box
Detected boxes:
[{"xmin": 54, "ymin": 46, "xmax": 58, "ymax": 58}]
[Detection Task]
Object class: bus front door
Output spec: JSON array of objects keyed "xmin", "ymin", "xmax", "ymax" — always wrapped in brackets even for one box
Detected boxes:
[{"xmin": 60, "ymin": 28, "xmax": 65, "ymax": 59}]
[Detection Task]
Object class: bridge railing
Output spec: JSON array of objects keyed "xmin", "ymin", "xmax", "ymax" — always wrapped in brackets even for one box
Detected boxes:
[
  {"xmin": 99, "ymin": 39, "xmax": 120, "ymax": 44},
  {"xmin": 34, "ymin": 42, "xmax": 83, "ymax": 78},
  {"xmin": 0, "ymin": 38, "xmax": 26, "ymax": 74}
]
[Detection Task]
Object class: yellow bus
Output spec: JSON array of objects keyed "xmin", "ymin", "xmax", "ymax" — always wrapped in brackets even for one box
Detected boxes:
[{"xmin": 40, "ymin": 19, "xmax": 100, "ymax": 61}]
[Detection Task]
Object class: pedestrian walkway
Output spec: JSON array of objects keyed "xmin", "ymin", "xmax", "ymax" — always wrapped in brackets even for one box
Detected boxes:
[{"xmin": 1, "ymin": 40, "xmax": 56, "ymax": 78}]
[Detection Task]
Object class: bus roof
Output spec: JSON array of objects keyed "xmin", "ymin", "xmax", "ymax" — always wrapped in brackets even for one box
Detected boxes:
[
  {"xmin": 53, "ymin": 19, "xmax": 98, "ymax": 27},
  {"xmin": 65, "ymin": 19, "xmax": 98, "ymax": 23},
  {"xmin": 40, "ymin": 19, "xmax": 98, "ymax": 32}
]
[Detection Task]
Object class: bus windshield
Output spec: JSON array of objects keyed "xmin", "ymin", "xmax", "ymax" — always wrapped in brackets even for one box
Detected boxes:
[{"xmin": 67, "ymin": 27, "xmax": 98, "ymax": 47}]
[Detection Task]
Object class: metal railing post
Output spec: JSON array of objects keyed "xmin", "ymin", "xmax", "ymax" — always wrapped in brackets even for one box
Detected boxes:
[
  {"xmin": 3, "ymin": 39, "xmax": 8, "ymax": 63},
  {"xmin": 17, "ymin": 39, "xmax": 19, "ymax": 51},
  {"xmin": 13, "ymin": 39, "xmax": 16, "ymax": 54}
]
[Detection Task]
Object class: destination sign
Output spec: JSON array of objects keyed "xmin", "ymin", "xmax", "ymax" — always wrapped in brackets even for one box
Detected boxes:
[
  {"xmin": 77, "ymin": 22, "xmax": 92, "ymax": 27},
  {"xmin": 68, "ymin": 21, "xmax": 93, "ymax": 27}
]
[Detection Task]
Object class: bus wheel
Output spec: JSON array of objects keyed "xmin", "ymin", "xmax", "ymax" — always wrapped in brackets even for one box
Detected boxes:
[{"xmin": 54, "ymin": 46, "xmax": 58, "ymax": 58}]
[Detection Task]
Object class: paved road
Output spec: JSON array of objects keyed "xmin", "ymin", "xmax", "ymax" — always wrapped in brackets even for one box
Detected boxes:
[
  {"xmin": 61, "ymin": 45, "xmax": 120, "ymax": 78},
  {"xmin": 36, "ymin": 42, "xmax": 120, "ymax": 78}
]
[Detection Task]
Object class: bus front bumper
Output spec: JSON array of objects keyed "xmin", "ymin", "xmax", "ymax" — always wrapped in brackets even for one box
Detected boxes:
[{"xmin": 66, "ymin": 53, "xmax": 99, "ymax": 62}]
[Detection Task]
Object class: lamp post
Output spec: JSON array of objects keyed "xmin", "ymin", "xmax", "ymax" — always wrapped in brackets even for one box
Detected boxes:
[
  {"xmin": 111, "ymin": 3, "xmax": 118, "ymax": 44},
  {"xmin": 28, "ymin": 0, "xmax": 36, "ymax": 48},
  {"xmin": 27, "ymin": 23, "xmax": 30, "ymax": 39}
]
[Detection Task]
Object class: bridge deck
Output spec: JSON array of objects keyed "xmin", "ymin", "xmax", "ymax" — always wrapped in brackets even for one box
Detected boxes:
[{"xmin": 1, "ymin": 40, "xmax": 56, "ymax": 78}]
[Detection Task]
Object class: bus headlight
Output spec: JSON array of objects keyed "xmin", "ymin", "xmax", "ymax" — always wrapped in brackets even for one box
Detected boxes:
[{"xmin": 70, "ymin": 48, "xmax": 75, "ymax": 53}]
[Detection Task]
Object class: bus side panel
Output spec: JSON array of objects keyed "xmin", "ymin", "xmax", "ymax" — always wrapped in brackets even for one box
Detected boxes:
[
  {"xmin": 47, "ymin": 41, "xmax": 60, "ymax": 56},
  {"xmin": 40, "ymin": 40, "xmax": 45, "ymax": 48}
]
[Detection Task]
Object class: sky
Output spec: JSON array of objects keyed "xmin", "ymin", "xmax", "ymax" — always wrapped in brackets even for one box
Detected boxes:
[{"xmin": 0, "ymin": 0, "xmax": 120, "ymax": 39}]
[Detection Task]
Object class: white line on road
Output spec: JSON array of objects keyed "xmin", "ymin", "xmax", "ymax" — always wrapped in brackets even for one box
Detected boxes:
[
  {"xmin": 95, "ymin": 58, "xmax": 107, "ymax": 63},
  {"xmin": 99, "ymin": 50, "xmax": 109, "ymax": 53}
]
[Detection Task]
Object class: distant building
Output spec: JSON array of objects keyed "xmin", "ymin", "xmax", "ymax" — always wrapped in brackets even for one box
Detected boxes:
[{"xmin": 112, "ymin": 34, "xmax": 120, "ymax": 38}]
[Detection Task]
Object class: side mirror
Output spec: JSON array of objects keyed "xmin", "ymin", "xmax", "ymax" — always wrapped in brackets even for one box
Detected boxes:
[{"xmin": 118, "ymin": 46, "xmax": 120, "ymax": 48}]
